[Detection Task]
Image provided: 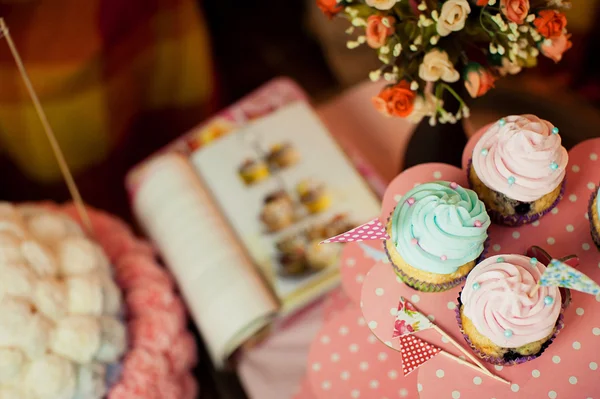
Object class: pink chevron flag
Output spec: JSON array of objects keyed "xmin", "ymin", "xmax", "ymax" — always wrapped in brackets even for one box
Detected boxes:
[{"xmin": 320, "ymin": 218, "xmax": 390, "ymax": 244}]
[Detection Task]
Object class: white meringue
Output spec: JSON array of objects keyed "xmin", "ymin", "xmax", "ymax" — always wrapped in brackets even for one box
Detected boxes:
[
  {"xmin": 0, "ymin": 298, "xmax": 33, "ymax": 348},
  {"xmin": 21, "ymin": 314, "xmax": 52, "ymax": 360},
  {"xmin": 0, "ymin": 232, "xmax": 24, "ymax": 264},
  {"xmin": 49, "ymin": 316, "xmax": 101, "ymax": 364},
  {"xmin": 21, "ymin": 240, "xmax": 58, "ymax": 277},
  {"xmin": 58, "ymin": 237, "xmax": 101, "ymax": 276},
  {"xmin": 73, "ymin": 363, "xmax": 106, "ymax": 399},
  {"xmin": 0, "ymin": 263, "xmax": 35, "ymax": 300},
  {"xmin": 33, "ymin": 278, "xmax": 68, "ymax": 322},
  {"xmin": 22, "ymin": 354, "xmax": 76, "ymax": 399},
  {"xmin": 64, "ymin": 274, "xmax": 103, "ymax": 316},
  {"xmin": 0, "ymin": 203, "xmax": 26, "ymax": 239},
  {"xmin": 58, "ymin": 215, "xmax": 84, "ymax": 238},
  {"xmin": 17, "ymin": 204, "xmax": 49, "ymax": 220},
  {"xmin": 95, "ymin": 317, "xmax": 126, "ymax": 364},
  {"xmin": 94, "ymin": 246, "xmax": 110, "ymax": 274},
  {"xmin": 96, "ymin": 272, "xmax": 122, "ymax": 316},
  {"xmin": 0, "ymin": 348, "xmax": 25, "ymax": 385},
  {"xmin": 27, "ymin": 213, "xmax": 70, "ymax": 244}
]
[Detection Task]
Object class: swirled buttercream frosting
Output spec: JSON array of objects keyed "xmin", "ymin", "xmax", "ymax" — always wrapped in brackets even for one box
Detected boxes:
[
  {"xmin": 390, "ymin": 181, "xmax": 490, "ymax": 274},
  {"xmin": 461, "ymin": 254, "xmax": 562, "ymax": 348},
  {"xmin": 472, "ymin": 115, "xmax": 568, "ymax": 202}
]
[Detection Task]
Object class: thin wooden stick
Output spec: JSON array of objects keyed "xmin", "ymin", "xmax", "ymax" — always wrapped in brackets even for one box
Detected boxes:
[
  {"xmin": 440, "ymin": 351, "xmax": 510, "ymax": 385},
  {"xmin": 432, "ymin": 324, "xmax": 497, "ymax": 379},
  {"xmin": 529, "ymin": 284, "xmax": 541, "ymax": 298},
  {"xmin": 0, "ymin": 18, "xmax": 92, "ymax": 234}
]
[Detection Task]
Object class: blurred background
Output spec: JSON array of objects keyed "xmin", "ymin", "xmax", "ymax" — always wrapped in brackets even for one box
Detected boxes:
[
  {"xmin": 0, "ymin": 0, "xmax": 598, "ymax": 223},
  {"xmin": 0, "ymin": 1, "xmax": 599, "ymax": 398}
]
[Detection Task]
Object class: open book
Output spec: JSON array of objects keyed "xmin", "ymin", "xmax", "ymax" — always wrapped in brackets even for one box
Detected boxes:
[{"xmin": 126, "ymin": 79, "xmax": 381, "ymax": 368}]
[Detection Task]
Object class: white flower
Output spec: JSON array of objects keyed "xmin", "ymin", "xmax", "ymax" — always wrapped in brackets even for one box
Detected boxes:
[
  {"xmin": 419, "ymin": 49, "xmax": 460, "ymax": 83},
  {"xmin": 407, "ymin": 93, "xmax": 441, "ymax": 124},
  {"xmin": 498, "ymin": 57, "xmax": 522, "ymax": 76},
  {"xmin": 436, "ymin": 0, "xmax": 471, "ymax": 37},
  {"xmin": 366, "ymin": 0, "xmax": 397, "ymax": 10}
]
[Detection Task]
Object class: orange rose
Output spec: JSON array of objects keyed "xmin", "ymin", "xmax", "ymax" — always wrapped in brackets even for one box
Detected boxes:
[
  {"xmin": 317, "ymin": 0, "xmax": 343, "ymax": 19},
  {"xmin": 464, "ymin": 63, "xmax": 495, "ymax": 98},
  {"xmin": 534, "ymin": 10, "xmax": 567, "ymax": 39},
  {"xmin": 500, "ymin": 0, "xmax": 529, "ymax": 24},
  {"xmin": 541, "ymin": 33, "xmax": 572, "ymax": 63},
  {"xmin": 372, "ymin": 81, "xmax": 416, "ymax": 117},
  {"xmin": 365, "ymin": 15, "xmax": 396, "ymax": 49},
  {"xmin": 476, "ymin": 0, "xmax": 488, "ymax": 5}
]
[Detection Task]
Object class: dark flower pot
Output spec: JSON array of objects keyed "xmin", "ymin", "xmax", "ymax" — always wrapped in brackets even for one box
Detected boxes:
[{"xmin": 402, "ymin": 83, "xmax": 469, "ymax": 171}]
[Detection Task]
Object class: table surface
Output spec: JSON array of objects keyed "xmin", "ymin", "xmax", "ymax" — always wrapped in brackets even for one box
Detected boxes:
[{"xmin": 234, "ymin": 81, "xmax": 600, "ymax": 399}]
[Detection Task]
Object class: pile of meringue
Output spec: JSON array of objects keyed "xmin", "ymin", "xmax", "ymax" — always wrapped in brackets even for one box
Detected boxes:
[{"xmin": 0, "ymin": 203, "xmax": 126, "ymax": 399}]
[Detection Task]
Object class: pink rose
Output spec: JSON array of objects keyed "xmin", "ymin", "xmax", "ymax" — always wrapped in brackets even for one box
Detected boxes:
[
  {"xmin": 180, "ymin": 373, "xmax": 199, "ymax": 399},
  {"xmin": 126, "ymin": 282, "xmax": 177, "ymax": 317},
  {"xmin": 541, "ymin": 33, "xmax": 572, "ymax": 63},
  {"xmin": 167, "ymin": 332, "xmax": 198, "ymax": 375},
  {"xmin": 500, "ymin": 0, "xmax": 529, "ymax": 24},
  {"xmin": 157, "ymin": 378, "xmax": 183, "ymax": 399},
  {"xmin": 115, "ymin": 254, "xmax": 173, "ymax": 291},
  {"xmin": 404, "ymin": 301, "xmax": 416, "ymax": 312},
  {"xmin": 392, "ymin": 319, "xmax": 414, "ymax": 337},
  {"xmin": 119, "ymin": 348, "xmax": 169, "ymax": 397},
  {"xmin": 464, "ymin": 63, "xmax": 496, "ymax": 98},
  {"xmin": 129, "ymin": 312, "xmax": 181, "ymax": 352},
  {"xmin": 365, "ymin": 15, "xmax": 395, "ymax": 49}
]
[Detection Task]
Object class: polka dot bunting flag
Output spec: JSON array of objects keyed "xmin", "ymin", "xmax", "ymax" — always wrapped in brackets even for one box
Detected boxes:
[
  {"xmin": 320, "ymin": 218, "xmax": 390, "ymax": 244},
  {"xmin": 399, "ymin": 335, "xmax": 441, "ymax": 376}
]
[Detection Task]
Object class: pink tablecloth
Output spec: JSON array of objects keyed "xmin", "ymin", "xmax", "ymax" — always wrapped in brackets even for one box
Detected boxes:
[{"xmin": 237, "ymin": 81, "xmax": 416, "ymax": 399}]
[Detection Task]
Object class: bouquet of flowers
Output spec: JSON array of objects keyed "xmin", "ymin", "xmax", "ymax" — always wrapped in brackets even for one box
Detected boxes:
[{"xmin": 317, "ymin": 0, "xmax": 572, "ymax": 125}]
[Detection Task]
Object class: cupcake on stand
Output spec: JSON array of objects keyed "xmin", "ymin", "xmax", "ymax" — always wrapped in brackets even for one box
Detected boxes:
[{"xmin": 469, "ymin": 115, "xmax": 568, "ymax": 226}]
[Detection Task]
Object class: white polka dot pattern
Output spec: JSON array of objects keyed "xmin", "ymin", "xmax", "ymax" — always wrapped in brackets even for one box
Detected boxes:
[
  {"xmin": 398, "ymin": 334, "xmax": 441, "ymax": 376},
  {"xmin": 331, "ymin": 139, "xmax": 600, "ymax": 399},
  {"xmin": 321, "ymin": 218, "xmax": 389, "ymax": 244},
  {"xmin": 307, "ymin": 307, "xmax": 415, "ymax": 399}
]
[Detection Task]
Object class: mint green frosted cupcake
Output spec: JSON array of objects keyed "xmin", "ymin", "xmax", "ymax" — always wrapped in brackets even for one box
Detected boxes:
[{"xmin": 384, "ymin": 181, "xmax": 491, "ymax": 292}]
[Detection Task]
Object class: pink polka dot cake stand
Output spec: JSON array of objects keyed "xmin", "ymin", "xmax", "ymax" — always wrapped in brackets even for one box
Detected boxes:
[
  {"xmin": 306, "ymin": 132, "xmax": 600, "ymax": 398},
  {"xmin": 307, "ymin": 306, "xmax": 419, "ymax": 399}
]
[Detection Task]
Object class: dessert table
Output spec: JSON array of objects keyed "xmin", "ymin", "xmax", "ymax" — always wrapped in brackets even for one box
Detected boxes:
[{"xmin": 234, "ymin": 80, "xmax": 600, "ymax": 399}]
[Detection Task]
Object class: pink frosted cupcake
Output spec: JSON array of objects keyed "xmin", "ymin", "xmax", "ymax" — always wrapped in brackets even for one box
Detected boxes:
[
  {"xmin": 469, "ymin": 115, "xmax": 568, "ymax": 226},
  {"xmin": 458, "ymin": 254, "xmax": 566, "ymax": 365}
]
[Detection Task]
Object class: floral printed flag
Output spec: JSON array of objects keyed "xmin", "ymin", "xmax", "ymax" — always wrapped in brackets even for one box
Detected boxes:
[
  {"xmin": 399, "ymin": 334, "xmax": 441, "ymax": 376},
  {"xmin": 392, "ymin": 297, "xmax": 433, "ymax": 338},
  {"xmin": 539, "ymin": 259, "xmax": 600, "ymax": 295}
]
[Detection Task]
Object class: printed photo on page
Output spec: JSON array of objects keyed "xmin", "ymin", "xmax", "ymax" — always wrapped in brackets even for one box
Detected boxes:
[{"xmin": 190, "ymin": 101, "xmax": 381, "ymax": 310}]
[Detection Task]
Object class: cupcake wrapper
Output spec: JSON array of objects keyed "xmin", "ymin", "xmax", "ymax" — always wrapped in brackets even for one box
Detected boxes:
[
  {"xmin": 587, "ymin": 187, "xmax": 600, "ymax": 250},
  {"xmin": 384, "ymin": 212, "xmax": 490, "ymax": 293},
  {"xmin": 455, "ymin": 290, "xmax": 567, "ymax": 366},
  {"xmin": 467, "ymin": 160, "xmax": 565, "ymax": 227}
]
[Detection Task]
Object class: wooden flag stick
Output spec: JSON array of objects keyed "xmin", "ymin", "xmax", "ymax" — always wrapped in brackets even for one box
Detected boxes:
[
  {"xmin": 0, "ymin": 18, "xmax": 92, "ymax": 233},
  {"xmin": 440, "ymin": 351, "xmax": 510, "ymax": 385},
  {"xmin": 529, "ymin": 283, "xmax": 541, "ymax": 298},
  {"xmin": 432, "ymin": 324, "xmax": 498, "ymax": 380}
]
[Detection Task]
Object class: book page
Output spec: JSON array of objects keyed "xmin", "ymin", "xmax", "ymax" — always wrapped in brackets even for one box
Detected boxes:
[
  {"xmin": 191, "ymin": 101, "xmax": 381, "ymax": 313},
  {"xmin": 132, "ymin": 154, "xmax": 279, "ymax": 368}
]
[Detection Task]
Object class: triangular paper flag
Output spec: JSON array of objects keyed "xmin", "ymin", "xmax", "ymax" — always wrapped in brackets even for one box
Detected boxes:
[
  {"xmin": 539, "ymin": 259, "xmax": 600, "ymax": 295},
  {"xmin": 399, "ymin": 335, "xmax": 441, "ymax": 376},
  {"xmin": 320, "ymin": 218, "xmax": 389, "ymax": 244},
  {"xmin": 392, "ymin": 297, "xmax": 434, "ymax": 338}
]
